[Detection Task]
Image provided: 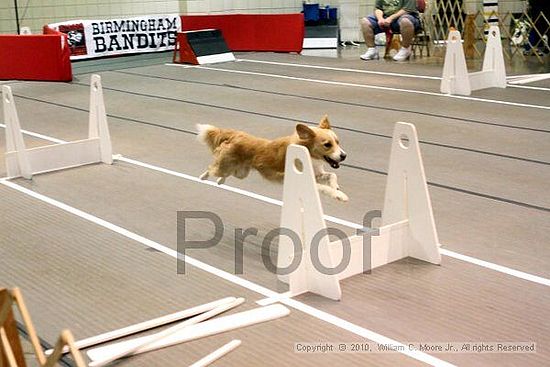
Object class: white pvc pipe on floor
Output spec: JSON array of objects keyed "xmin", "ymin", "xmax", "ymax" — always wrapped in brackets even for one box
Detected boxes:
[
  {"xmin": 87, "ymin": 304, "xmax": 290, "ymax": 362},
  {"xmin": 45, "ymin": 297, "xmax": 237, "ymax": 355},
  {"xmin": 188, "ymin": 339, "xmax": 241, "ymax": 367},
  {"xmin": 88, "ymin": 298, "xmax": 245, "ymax": 367}
]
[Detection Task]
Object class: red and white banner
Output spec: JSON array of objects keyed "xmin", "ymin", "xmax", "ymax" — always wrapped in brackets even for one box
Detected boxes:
[{"xmin": 49, "ymin": 14, "xmax": 181, "ymax": 60}]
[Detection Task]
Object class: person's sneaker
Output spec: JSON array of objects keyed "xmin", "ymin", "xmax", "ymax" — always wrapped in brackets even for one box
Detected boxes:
[
  {"xmin": 360, "ymin": 47, "xmax": 379, "ymax": 60},
  {"xmin": 393, "ymin": 46, "xmax": 412, "ymax": 61}
]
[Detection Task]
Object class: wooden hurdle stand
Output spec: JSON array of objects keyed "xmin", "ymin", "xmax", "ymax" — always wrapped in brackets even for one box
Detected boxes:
[
  {"xmin": 441, "ymin": 25, "xmax": 506, "ymax": 96},
  {"xmin": 3, "ymin": 74, "xmax": 112, "ymax": 180},
  {"xmin": 0, "ymin": 288, "xmax": 86, "ymax": 367},
  {"xmin": 277, "ymin": 122, "xmax": 441, "ymax": 301}
]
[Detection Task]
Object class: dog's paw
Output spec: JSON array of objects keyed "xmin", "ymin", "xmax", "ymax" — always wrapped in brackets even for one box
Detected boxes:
[
  {"xmin": 334, "ymin": 190, "xmax": 349, "ymax": 202},
  {"xmin": 199, "ymin": 171, "xmax": 209, "ymax": 180},
  {"xmin": 216, "ymin": 177, "xmax": 226, "ymax": 185},
  {"xmin": 328, "ymin": 174, "xmax": 340, "ymax": 190}
]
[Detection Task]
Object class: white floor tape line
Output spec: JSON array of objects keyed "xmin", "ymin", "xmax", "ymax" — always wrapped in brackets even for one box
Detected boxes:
[
  {"xmin": 255, "ymin": 292, "xmax": 293, "ymax": 306},
  {"xmin": 440, "ymin": 249, "xmax": 550, "ymax": 286},
  {"xmin": 0, "ymin": 179, "xmax": 279, "ymax": 297},
  {"xmin": 280, "ymin": 297, "xmax": 454, "ymax": 367},
  {"xmin": 0, "ymin": 180, "xmax": 454, "ymax": 367},
  {"xmin": 166, "ymin": 63, "xmax": 550, "ymax": 111},
  {"xmin": 1, "ymin": 124, "xmax": 549, "ymax": 288},
  {"xmin": 0, "ymin": 120, "xmax": 356, "ymax": 229},
  {"xmin": 0, "ymin": 123, "xmax": 65, "ymax": 144},
  {"xmin": 507, "ymin": 84, "xmax": 550, "ymax": 92},
  {"xmin": 119, "ymin": 156, "xmax": 362, "ymax": 230},
  {"xmin": 236, "ymin": 58, "xmax": 443, "ymax": 80},
  {"xmin": 507, "ymin": 73, "xmax": 550, "ymax": 84},
  {"xmin": 239, "ymin": 59, "xmax": 550, "ymax": 98}
]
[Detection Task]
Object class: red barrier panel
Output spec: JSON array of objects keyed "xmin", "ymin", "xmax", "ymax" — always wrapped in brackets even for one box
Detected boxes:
[
  {"xmin": 180, "ymin": 14, "xmax": 304, "ymax": 52},
  {"xmin": 0, "ymin": 29, "xmax": 72, "ymax": 81}
]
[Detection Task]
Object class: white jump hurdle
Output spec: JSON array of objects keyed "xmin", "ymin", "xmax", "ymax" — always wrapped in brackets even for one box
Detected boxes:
[
  {"xmin": 277, "ymin": 122, "xmax": 441, "ymax": 301},
  {"xmin": 441, "ymin": 25, "xmax": 506, "ymax": 96},
  {"xmin": 3, "ymin": 74, "xmax": 113, "ymax": 179}
]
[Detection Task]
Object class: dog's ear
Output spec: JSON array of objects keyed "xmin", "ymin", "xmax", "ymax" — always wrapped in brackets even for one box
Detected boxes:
[
  {"xmin": 319, "ymin": 115, "xmax": 331, "ymax": 129},
  {"xmin": 296, "ymin": 124, "xmax": 315, "ymax": 140}
]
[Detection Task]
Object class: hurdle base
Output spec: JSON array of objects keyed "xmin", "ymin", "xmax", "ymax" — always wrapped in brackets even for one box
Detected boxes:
[
  {"xmin": 330, "ymin": 220, "xmax": 412, "ymax": 281},
  {"xmin": 5, "ymin": 138, "xmax": 111, "ymax": 179},
  {"xmin": 469, "ymin": 70, "xmax": 505, "ymax": 90},
  {"xmin": 276, "ymin": 122, "xmax": 441, "ymax": 301},
  {"xmin": 446, "ymin": 70, "xmax": 505, "ymax": 96},
  {"xmin": 196, "ymin": 53, "xmax": 235, "ymax": 65},
  {"xmin": 279, "ymin": 219, "xmax": 440, "ymax": 293}
]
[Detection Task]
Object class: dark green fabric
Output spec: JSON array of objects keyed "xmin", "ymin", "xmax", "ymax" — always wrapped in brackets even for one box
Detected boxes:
[{"xmin": 375, "ymin": 0, "xmax": 417, "ymax": 16}]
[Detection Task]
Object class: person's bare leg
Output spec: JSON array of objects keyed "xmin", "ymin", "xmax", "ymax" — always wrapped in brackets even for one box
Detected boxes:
[
  {"xmin": 360, "ymin": 18, "xmax": 375, "ymax": 47},
  {"xmin": 398, "ymin": 17, "xmax": 414, "ymax": 48}
]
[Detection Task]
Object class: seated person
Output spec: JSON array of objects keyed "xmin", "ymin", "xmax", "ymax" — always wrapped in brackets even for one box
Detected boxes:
[{"xmin": 360, "ymin": 0, "xmax": 421, "ymax": 61}]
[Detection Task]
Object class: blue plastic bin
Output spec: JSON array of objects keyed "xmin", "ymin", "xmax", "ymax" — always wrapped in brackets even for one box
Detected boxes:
[
  {"xmin": 329, "ymin": 7, "xmax": 337, "ymax": 21},
  {"xmin": 319, "ymin": 7, "xmax": 328, "ymax": 20},
  {"xmin": 303, "ymin": 3, "xmax": 320, "ymax": 22}
]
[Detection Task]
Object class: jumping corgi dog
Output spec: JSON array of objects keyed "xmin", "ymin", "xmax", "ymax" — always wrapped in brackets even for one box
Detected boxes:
[{"xmin": 197, "ymin": 115, "xmax": 348, "ymax": 201}]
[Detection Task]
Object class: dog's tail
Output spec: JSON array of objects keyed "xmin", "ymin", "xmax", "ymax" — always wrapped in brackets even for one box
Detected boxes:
[{"xmin": 196, "ymin": 124, "xmax": 230, "ymax": 151}]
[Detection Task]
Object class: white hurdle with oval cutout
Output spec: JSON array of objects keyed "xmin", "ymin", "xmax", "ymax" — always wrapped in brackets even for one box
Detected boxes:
[
  {"xmin": 277, "ymin": 122, "xmax": 441, "ymax": 301},
  {"xmin": 441, "ymin": 25, "xmax": 506, "ymax": 96},
  {"xmin": 3, "ymin": 74, "xmax": 113, "ymax": 179}
]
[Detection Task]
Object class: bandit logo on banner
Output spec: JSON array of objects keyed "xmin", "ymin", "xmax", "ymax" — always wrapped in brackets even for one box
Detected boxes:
[
  {"xmin": 58, "ymin": 23, "xmax": 87, "ymax": 56},
  {"xmin": 49, "ymin": 14, "xmax": 181, "ymax": 60}
]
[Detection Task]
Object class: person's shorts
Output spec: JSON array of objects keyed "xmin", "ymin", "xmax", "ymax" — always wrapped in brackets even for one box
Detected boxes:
[{"xmin": 365, "ymin": 13, "xmax": 421, "ymax": 34}]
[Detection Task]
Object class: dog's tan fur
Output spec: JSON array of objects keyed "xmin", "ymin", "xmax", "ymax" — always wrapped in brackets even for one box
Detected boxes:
[{"xmin": 197, "ymin": 115, "xmax": 348, "ymax": 201}]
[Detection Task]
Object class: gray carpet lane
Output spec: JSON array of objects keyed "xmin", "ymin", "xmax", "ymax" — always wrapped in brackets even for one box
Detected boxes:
[
  {"xmin": 235, "ymin": 51, "xmax": 550, "ymax": 80},
  {"xmin": 128, "ymin": 62, "xmax": 550, "ymax": 122},
  {"xmin": 2, "ymin": 49, "xmax": 549, "ymax": 367},
  {"xmin": 0, "ymin": 185, "xmax": 417, "ymax": 367},
  {"xmin": 299, "ymin": 256, "xmax": 550, "ymax": 367},
  {"xmin": 198, "ymin": 60, "xmax": 550, "ymax": 108},
  {"xmin": 1, "ymin": 91, "xmax": 549, "ymax": 279},
  {"xmin": 3, "ymin": 162, "xmax": 548, "ymax": 366},
  {"xmin": 4, "ymin": 75, "xmax": 550, "ymax": 212},
  {"xmin": 107, "ymin": 68, "xmax": 550, "ymax": 160}
]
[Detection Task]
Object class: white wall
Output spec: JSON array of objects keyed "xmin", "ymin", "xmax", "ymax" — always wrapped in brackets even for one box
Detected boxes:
[
  {"xmin": 0, "ymin": 0, "xmax": 528, "ymax": 35},
  {"xmin": 0, "ymin": 0, "xmax": 180, "ymax": 34},
  {"xmin": 185, "ymin": 0, "xmax": 302, "ymax": 14}
]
